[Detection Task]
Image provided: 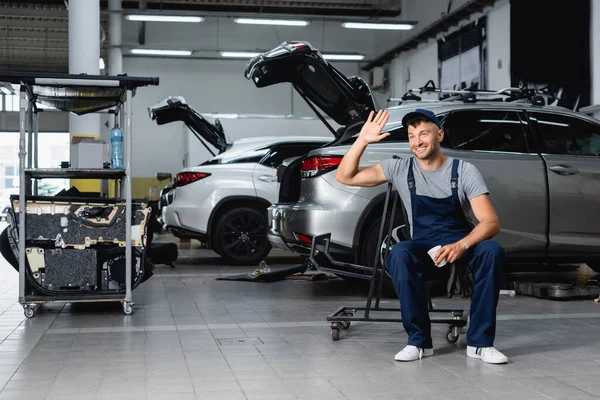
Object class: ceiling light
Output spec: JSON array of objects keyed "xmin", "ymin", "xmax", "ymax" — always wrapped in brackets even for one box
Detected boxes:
[
  {"xmin": 0, "ymin": 86, "xmax": 13, "ymax": 95},
  {"xmin": 323, "ymin": 54, "xmax": 365, "ymax": 61},
  {"xmin": 125, "ymin": 14, "xmax": 204, "ymax": 23},
  {"xmin": 131, "ymin": 49, "xmax": 192, "ymax": 56},
  {"xmin": 342, "ymin": 22, "xmax": 414, "ymax": 30},
  {"xmin": 220, "ymin": 51, "xmax": 261, "ymax": 58},
  {"xmin": 234, "ymin": 18, "xmax": 308, "ymax": 26}
]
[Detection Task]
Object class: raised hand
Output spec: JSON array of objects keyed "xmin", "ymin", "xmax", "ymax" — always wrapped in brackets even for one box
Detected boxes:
[{"xmin": 358, "ymin": 110, "xmax": 390, "ymax": 145}]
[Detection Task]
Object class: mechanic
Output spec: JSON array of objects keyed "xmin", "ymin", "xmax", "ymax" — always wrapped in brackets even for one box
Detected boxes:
[{"xmin": 335, "ymin": 108, "xmax": 507, "ymax": 364}]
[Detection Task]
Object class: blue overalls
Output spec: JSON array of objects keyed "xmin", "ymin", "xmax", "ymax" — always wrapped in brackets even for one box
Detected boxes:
[{"xmin": 385, "ymin": 158, "xmax": 505, "ymax": 349}]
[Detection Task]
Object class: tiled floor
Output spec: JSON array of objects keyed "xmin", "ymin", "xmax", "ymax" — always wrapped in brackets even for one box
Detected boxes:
[{"xmin": 1, "ymin": 232, "xmax": 600, "ymax": 399}]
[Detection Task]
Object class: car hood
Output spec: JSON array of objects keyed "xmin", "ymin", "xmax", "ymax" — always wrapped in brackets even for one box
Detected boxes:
[
  {"xmin": 148, "ymin": 96, "xmax": 228, "ymax": 154},
  {"xmin": 244, "ymin": 41, "xmax": 378, "ymax": 136}
]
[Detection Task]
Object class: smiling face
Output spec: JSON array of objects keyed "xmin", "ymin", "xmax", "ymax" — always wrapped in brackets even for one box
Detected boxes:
[{"xmin": 406, "ymin": 118, "xmax": 444, "ymax": 160}]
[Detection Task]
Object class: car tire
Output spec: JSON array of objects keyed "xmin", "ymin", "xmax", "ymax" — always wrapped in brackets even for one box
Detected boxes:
[
  {"xmin": 361, "ymin": 212, "xmax": 407, "ymax": 298},
  {"xmin": 213, "ymin": 207, "xmax": 272, "ymax": 266}
]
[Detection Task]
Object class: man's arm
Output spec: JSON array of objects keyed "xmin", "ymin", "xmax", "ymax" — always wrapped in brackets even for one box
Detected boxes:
[
  {"xmin": 335, "ymin": 110, "xmax": 390, "ymax": 187},
  {"xmin": 434, "ymin": 194, "xmax": 500, "ymax": 265},
  {"xmin": 335, "ymin": 141, "xmax": 388, "ymax": 187},
  {"xmin": 459, "ymin": 194, "xmax": 500, "ymax": 250}
]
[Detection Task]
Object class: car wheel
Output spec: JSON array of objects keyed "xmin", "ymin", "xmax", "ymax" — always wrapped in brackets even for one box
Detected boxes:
[
  {"xmin": 214, "ymin": 207, "xmax": 272, "ymax": 265},
  {"xmin": 361, "ymin": 213, "xmax": 407, "ymax": 298}
]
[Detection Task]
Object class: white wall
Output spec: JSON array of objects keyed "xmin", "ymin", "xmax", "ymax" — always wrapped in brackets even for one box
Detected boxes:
[
  {"xmin": 374, "ymin": 0, "xmax": 473, "ymax": 56},
  {"xmin": 486, "ymin": 1, "xmax": 511, "ymax": 90},
  {"xmin": 389, "ymin": 0, "xmax": 510, "ymax": 98},
  {"xmin": 391, "ymin": 41, "xmax": 438, "ymax": 98}
]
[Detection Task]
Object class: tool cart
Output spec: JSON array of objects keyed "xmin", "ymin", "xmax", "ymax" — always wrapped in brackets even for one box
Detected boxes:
[{"xmin": 0, "ymin": 72, "xmax": 159, "ymax": 318}]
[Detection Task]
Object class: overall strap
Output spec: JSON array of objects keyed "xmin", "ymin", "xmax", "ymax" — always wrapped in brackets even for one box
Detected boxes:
[
  {"xmin": 450, "ymin": 159, "xmax": 460, "ymax": 206},
  {"xmin": 450, "ymin": 159, "xmax": 460, "ymax": 191},
  {"xmin": 407, "ymin": 158, "xmax": 415, "ymax": 190}
]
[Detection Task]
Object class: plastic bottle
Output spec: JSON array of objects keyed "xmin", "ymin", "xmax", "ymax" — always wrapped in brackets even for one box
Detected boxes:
[
  {"xmin": 110, "ymin": 123, "xmax": 124, "ymax": 169},
  {"xmin": 251, "ymin": 260, "xmax": 270, "ymax": 277}
]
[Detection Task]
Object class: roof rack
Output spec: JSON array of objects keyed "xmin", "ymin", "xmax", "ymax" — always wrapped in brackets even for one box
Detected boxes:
[{"xmin": 387, "ymin": 80, "xmax": 556, "ymax": 107}]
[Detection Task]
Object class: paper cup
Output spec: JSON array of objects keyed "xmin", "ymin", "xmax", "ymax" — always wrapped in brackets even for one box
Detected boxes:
[{"xmin": 427, "ymin": 245, "xmax": 447, "ymax": 267}]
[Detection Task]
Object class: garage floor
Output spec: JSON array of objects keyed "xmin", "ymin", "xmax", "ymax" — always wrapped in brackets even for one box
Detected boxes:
[{"xmin": 1, "ymin": 237, "xmax": 600, "ymax": 400}]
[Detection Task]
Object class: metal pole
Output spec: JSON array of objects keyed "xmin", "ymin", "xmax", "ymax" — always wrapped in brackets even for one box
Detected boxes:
[
  {"xmin": 27, "ymin": 99, "xmax": 33, "ymax": 169},
  {"xmin": 124, "ymin": 90, "xmax": 132, "ymax": 305},
  {"xmin": 33, "ymin": 112, "xmax": 39, "ymax": 195},
  {"xmin": 108, "ymin": 0, "xmax": 123, "ymax": 76},
  {"xmin": 18, "ymin": 89, "xmax": 27, "ymax": 304}
]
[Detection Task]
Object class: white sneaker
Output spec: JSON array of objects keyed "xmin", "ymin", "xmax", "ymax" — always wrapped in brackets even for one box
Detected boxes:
[
  {"xmin": 467, "ymin": 346, "xmax": 508, "ymax": 364},
  {"xmin": 394, "ymin": 345, "xmax": 433, "ymax": 362}
]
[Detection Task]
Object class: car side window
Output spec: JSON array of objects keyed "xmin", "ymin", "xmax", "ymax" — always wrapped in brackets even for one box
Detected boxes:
[
  {"xmin": 261, "ymin": 142, "xmax": 325, "ymax": 168},
  {"xmin": 441, "ymin": 110, "xmax": 529, "ymax": 153},
  {"xmin": 340, "ymin": 125, "xmax": 408, "ymax": 145},
  {"xmin": 531, "ymin": 113, "xmax": 600, "ymax": 156}
]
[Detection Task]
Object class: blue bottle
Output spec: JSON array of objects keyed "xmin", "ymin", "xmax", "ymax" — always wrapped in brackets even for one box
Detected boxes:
[{"xmin": 110, "ymin": 123, "xmax": 124, "ymax": 169}]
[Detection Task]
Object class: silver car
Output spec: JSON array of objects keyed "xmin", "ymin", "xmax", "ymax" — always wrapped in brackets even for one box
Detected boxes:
[{"xmin": 245, "ymin": 41, "xmax": 600, "ymax": 280}]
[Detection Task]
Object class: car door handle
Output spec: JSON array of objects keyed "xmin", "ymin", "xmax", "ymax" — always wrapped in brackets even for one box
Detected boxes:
[
  {"xmin": 258, "ymin": 175, "xmax": 277, "ymax": 182},
  {"xmin": 549, "ymin": 165, "xmax": 579, "ymax": 175}
]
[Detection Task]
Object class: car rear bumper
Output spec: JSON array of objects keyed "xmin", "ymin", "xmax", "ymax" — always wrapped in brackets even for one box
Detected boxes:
[
  {"xmin": 267, "ymin": 202, "xmax": 359, "ymax": 261},
  {"xmin": 162, "ymin": 204, "xmax": 208, "ymax": 240}
]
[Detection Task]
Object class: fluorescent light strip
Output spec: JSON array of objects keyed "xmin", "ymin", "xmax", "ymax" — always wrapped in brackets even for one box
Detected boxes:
[
  {"xmin": 131, "ymin": 49, "xmax": 192, "ymax": 56},
  {"xmin": 220, "ymin": 51, "xmax": 261, "ymax": 58},
  {"xmin": 323, "ymin": 54, "xmax": 365, "ymax": 61},
  {"xmin": 221, "ymin": 51, "xmax": 364, "ymax": 61},
  {"xmin": 125, "ymin": 14, "xmax": 204, "ymax": 22},
  {"xmin": 342, "ymin": 22, "xmax": 413, "ymax": 30},
  {"xmin": 234, "ymin": 18, "xmax": 308, "ymax": 26}
]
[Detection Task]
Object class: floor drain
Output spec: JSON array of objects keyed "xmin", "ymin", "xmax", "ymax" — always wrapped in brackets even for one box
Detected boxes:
[{"xmin": 216, "ymin": 337, "xmax": 263, "ymax": 346}]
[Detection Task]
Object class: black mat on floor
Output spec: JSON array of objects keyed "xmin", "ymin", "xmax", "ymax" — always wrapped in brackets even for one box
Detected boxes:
[{"xmin": 216, "ymin": 264, "xmax": 308, "ymax": 282}]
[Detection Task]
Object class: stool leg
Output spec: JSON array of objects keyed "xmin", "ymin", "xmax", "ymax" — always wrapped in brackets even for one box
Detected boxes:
[{"xmin": 425, "ymin": 284, "xmax": 434, "ymax": 312}]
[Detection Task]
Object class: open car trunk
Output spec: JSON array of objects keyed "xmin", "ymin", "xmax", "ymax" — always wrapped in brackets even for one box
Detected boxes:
[
  {"xmin": 149, "ymin": 96, "xmax": 229, "ymax": 155},
  {"xmin": 245, "ymin": 41, "xmax": 378, "ymax": 202},
  {"xmin": 245, "ymin": 41, "xmax": 377, "ymax": 135}
]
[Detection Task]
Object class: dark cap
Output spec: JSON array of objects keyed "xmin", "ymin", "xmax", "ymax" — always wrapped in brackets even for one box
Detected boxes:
[{"xmin": 401, "ymin": 108, "xmax": 443, "ymax": 129}]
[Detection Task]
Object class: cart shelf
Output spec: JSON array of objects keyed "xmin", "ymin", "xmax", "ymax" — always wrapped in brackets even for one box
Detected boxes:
[{"xmin": 25, "ymin": 168, "xmax": 126, "ymax": 179}]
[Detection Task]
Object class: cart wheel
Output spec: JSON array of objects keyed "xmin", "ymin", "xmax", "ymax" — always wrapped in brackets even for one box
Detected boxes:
[
  {"xmin": 445, "ymin": 327, "xmax": 459, "ymax": 344},
  {"xmin": 342, "ymin": 321, "xmax": 351, "ymax": 330},
  {"xmin": 122, "ymin": 302, "xmax": 134, "ymax": 315},
  {"xmin": 24, "ymin": 305, "xmax": 35, "ymax": 319},
  {"xmin": 331, "ymin": 327, "xmax": 340, "ymax": 341}
]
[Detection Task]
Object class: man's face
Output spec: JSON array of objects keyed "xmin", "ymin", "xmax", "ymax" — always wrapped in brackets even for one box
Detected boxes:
[{"xmin": 407, "ymin": 121, "xmax": 443, "ymax": 160}]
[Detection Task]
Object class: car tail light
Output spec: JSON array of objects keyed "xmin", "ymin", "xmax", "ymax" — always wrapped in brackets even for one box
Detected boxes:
[
  {"xmin": 294, "ymin": 232, "xmax": 313, "ymax": 244},
  {"xmin": 173, "ymin": 172, "xmax": 210, "ymax": 187},
  {"xmin": 300, "ymin": 155, "xmax": 343, "ymax": 178},
  {"xmin": 285, "ymin": 41, "xmax": 309, "ymax": 52}
]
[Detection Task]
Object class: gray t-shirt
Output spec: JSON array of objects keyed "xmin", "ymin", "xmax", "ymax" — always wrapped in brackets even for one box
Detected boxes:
[{"xmin": 380, "ymin": 156, "xmax": 489, "ymax": 237}]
